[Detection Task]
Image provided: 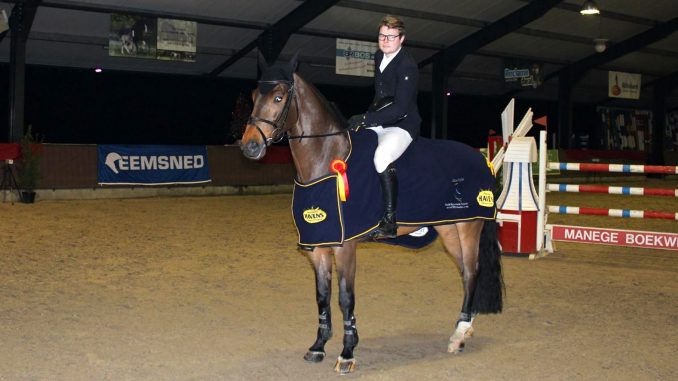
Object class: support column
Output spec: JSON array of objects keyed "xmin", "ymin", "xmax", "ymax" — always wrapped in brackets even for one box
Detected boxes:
[
  {"xmin": 431, "ymin": 53, "xmax": 448, "ymax": 140},
  {"xmin": 649, "ymin": 83, "xmax": 667, "ymax": 167},
  {"xmin": 7, "ymin": 0, "xmax": 40, "ymax": 143},
  {"xmin": 8, "ymin": 2, "xmax": 27, "ymax": 142},
  {"xmin": 557, "ymin": 69, "xmax": 573, "ymax": 149}
]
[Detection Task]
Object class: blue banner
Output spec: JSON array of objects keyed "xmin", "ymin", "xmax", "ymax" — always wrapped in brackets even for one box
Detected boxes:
[{"xmin": 98, "ymin": 145, "xmax": 211, "ymax": 185}]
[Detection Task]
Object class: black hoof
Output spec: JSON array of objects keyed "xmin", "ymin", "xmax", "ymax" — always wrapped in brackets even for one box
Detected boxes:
[{"xmin": 304, "ymin": 351, "xmax": 326, "ymax": 363}]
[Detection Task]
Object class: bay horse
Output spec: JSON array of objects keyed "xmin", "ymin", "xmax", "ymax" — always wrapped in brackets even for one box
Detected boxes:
[{"xmin": 240, "ymin": 54, "xmax": 503, "ymax": 374}]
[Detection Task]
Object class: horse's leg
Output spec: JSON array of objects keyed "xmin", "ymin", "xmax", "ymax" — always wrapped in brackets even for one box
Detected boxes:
[
  {"xmin": 304, "ymin": 247, "xmax": 334, "ymax": 363},
  {"xmin": 435, "ymin": 220, "xmax": 484, "ymax": 353},
  {"xmin": 332, "ymin": 241, "xmax": 358, "ymax": 374}
]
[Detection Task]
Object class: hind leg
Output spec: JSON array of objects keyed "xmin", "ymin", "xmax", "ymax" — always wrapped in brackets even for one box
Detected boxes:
[
  {"xmin": 304, "ymin": 247, "xmax": 334, "ymax": 363},
  {"xmin": 435, "ymin": 220, "xmax": 484, "ymax": 353}
]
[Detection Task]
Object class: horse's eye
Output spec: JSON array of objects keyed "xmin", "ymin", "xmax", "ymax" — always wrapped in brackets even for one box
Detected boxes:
[{"xmin": 274, "ymin": 96, "xmax": 283, "ymax": 103}]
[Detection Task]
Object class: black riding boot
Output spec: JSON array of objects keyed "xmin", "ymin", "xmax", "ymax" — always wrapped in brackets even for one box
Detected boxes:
[{"xmin": 371, "ymin": 164, "xmax": 398, "ymax": 239}]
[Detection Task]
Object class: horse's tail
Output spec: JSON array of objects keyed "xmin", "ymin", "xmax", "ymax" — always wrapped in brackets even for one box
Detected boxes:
[{"xmin": 471, "ymin": 220, "xmax": 504, "ymax": 314}]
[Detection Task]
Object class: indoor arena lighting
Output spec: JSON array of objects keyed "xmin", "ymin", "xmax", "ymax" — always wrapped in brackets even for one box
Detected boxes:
[{"xmin": 580, "ymin": 0, "xmax": 600, "ymax": 15}]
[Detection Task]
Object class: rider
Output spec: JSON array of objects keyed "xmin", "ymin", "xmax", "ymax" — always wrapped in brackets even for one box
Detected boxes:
[{"xmin": 348, "ymin": 15, "xmax": 422, "ymax": 239}]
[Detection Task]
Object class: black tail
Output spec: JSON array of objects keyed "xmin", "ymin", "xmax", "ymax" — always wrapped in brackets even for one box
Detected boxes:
[{"xmin": 471, "ymin": 220, "xmax": 504, "ymax": 314}]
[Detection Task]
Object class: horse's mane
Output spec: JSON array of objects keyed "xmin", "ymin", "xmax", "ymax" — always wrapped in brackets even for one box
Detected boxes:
[
  {"xmin": 300, "ymin": 76, "xmax": 348, "ymax": 126},
  {"xmin": 260, "ymin": 62, "xmax": 348, "ymax": 127}
]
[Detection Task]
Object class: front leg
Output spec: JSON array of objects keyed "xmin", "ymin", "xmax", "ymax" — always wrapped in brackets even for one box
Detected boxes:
[
  {"xmin": 304, "ymin": 247, "xmax": 334, "ymax": 363},
  {"xmin": 333, "ymin": 242, "xmax": 359, "ymax": 374}
]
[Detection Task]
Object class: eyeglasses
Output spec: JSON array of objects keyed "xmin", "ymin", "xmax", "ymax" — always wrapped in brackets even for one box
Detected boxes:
[{"xmin": 378, "ymin": 33, "xmax": 400, "ymax": 41}]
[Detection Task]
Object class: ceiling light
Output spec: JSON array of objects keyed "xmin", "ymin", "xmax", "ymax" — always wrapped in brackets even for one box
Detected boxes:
[
  {"xmin": 593, "ymin": 38, "xmax": 607, "ymax": 53},
  {"xmin": 580, "ymin": 0, "xmax": 600, "ymax": 15}
]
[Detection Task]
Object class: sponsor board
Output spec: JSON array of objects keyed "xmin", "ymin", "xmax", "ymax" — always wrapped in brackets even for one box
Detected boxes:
[
  {"xmin": 98, "ymin": 145, "xmax": 211, "ymax": 185},
  {"xmin": 550, "ymin": 224, "xmax": 678, "ymax": 251}
]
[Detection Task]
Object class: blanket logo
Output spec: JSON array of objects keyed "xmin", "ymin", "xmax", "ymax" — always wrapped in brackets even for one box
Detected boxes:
[
  {"xmin": 445, "ymin": 179, "xmax": 469, "ymax": 210},
  {"xmin": 303, "ymin": 207, "xmax": 327, "ymax": 223},
  {"xmin": 476, "ymin": 190, "xmax": 494, "ymax": 207}
]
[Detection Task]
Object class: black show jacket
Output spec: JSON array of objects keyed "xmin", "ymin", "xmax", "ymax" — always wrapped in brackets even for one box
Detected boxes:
[{"xmin": 363, "ymin": 48, "xmax": 422, "ymax": 139}]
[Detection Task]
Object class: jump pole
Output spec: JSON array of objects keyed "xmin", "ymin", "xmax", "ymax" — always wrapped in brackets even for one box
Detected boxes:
[
  {"xmin": 547, "ymin": 184, "xmax": 678, "ymax": 197},
  {"xmin": 547, "ymin": 205, "xmax": 678, "ymax": 221},
  {"xmin": 548, "ymin": 162, "xmax": 678, "ymax": 174}
]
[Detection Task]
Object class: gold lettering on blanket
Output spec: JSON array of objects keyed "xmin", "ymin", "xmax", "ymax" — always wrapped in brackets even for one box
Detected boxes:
[
  {"xmin": 303, "ymin": 207, "xmax": 327, "ymax": 223},
  {"xmin": 476, "ymin": 190, "xmax": 494, "ymax": 207}
]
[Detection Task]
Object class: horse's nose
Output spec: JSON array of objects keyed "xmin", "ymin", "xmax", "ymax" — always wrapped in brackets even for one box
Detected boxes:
[{"xmin": 241, "ymin": 139, "xmax": 263, "ymax": 159}]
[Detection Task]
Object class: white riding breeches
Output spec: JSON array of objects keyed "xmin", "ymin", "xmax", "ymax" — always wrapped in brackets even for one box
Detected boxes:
[{"xmin": 367, "ymin": 126, "xmax": 413, "ymax": 173}]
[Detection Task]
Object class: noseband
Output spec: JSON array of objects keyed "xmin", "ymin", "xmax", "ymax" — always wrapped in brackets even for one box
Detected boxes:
[{"xmin": 248, "ymin": 79, "xmax": 296, "ymax": 145}]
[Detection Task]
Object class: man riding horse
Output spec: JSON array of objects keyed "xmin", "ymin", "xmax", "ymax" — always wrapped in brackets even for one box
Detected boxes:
[{"xmin": 348, "ymin": 15, "xmax": 421, "ymax": 239}]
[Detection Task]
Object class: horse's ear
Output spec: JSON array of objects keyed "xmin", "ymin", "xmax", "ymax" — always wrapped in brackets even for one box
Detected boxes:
[
  {"xmin": 288, "ymin": 51, "xmax": 300, "ymax": 72},
  {"xmin": 257, "ymin": 51, "xmax": 268, "ymax": 74}
]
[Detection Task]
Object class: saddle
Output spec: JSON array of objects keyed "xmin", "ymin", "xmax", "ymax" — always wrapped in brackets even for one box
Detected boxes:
[{"xmin": 292, "ymin": 129, "xmax": 496, "ymax": 250}]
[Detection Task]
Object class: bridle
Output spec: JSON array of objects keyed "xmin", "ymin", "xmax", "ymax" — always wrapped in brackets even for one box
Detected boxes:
[
  {"xmin": 248, "ymin": 78, "xmax": 348, "ymax": 145},
  {"xmin": 248, "ymin": 79, "xmax": 297, "ymax": 145}
]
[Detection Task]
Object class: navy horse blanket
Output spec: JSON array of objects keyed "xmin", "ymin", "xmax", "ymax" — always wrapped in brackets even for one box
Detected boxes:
[{"xmin": 292, "ymin": 129, "xmax": 496, "ymax": 249}]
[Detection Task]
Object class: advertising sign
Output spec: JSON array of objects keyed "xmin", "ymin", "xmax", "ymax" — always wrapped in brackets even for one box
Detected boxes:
[
  {"xmin": 336, "ymin": 38, "xmax": 377, "ymax": 77},
  {"xmin": 98, "ymin": 145, "xmax": 211, "ymax": 185}
]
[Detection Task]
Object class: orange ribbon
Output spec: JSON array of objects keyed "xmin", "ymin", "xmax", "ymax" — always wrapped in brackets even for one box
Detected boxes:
[{"xmin": 330, "ymin": 159, "xmax": 349, "ymax": 202}]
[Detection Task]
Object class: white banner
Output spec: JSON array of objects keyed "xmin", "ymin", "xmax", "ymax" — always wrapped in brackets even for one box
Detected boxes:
[
  {"xmin": 609, "ymin": 71, "xmax": 641, "ymax": 99},
  {"xmin": 335, "ymin": 38, "xmax": 377, "ymax": 77}
]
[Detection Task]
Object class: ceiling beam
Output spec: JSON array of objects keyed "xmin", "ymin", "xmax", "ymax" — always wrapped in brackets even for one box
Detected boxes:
[
  {"xmin": 517, "ymin": 0, "xmax": 659, "ymax": 26},
  {"xmin": 419, "ymin": 0, "xmax": 562, "ymax": 70},
  {"xmin": 209, "ymin": 0, "xmax": 339, "ymax": 76},
  {"xmin": 4, "ymin": 0, "xmax": 271, "ymax": 29},
  {"xmin": 337, "ymin": 0, "xmax": 487, "ymax": 28},
  {"xmin": 643, "ymin": 70, "xmax": 678, "ymax": 91},
  {"xmin": 545, "ymin": 16, "xmax": 678, "ymax": 84}
]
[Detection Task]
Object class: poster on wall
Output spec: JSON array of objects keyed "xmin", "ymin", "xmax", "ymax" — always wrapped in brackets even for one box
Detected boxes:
[
  {"xmin": 157, "ymin": 18, "xmax": 197, "ymax": 62},
  {"xmin": 335, "ymin": 38, "xmax": 377, "ymax": 77},
  {"xmin": 667, "ymin": 112, "xmax": 678, "ymax": 151},
  {"xmin": 503, "ymin": 60, "xmax": 542, "ymax": 89},
  {"xmin": 109, "ymin": 14, "xmax": 157, "ymax": 59},
  {"xmin": 608, "ymin": 71, "xmax": 641, "ymax": 99}
]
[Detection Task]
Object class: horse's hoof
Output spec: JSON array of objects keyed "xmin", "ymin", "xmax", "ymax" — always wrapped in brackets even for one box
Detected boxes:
[
  {"xmin": 449, "ymin": 320, "xmax": 472, "ymax": 353},
  {"xmin": 334, "ymin": 356, "xmax": 356, "ymax": 375},
  {"xmin": 465, "ymin": 326, "xmax": 475, "ymax": 338},
  {"xmin": 304, "ymin": 351, "xmax": 326, "ymax": 363},
  {"xmin": 448, "ymin": 339, "xmax": 465, "ymax": 354}
]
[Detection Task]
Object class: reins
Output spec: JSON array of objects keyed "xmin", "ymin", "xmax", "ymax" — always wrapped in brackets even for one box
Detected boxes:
[{"xmin": 287, "ymin": 129, "xmax": 349, "ymax": 141}]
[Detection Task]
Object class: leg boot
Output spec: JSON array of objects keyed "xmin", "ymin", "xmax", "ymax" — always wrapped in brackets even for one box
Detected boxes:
[{"xmin": 371, "ymin": 164, "xmax": 398, "ymax": 239}]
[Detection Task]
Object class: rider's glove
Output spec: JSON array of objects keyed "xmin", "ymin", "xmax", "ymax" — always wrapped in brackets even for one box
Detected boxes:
[{"xmin": 347, "ymin": 114, "xmax": 366, "ymax": 131}]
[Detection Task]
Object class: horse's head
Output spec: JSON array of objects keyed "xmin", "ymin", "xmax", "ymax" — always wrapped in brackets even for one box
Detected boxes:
[{"xmin": 241, "ymin": 53, "xmax": 299, "ymax": 160}]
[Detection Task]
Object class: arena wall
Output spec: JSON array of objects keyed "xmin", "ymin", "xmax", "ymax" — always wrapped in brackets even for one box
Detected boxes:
[
  {"xmin": 2, "ymin": 143, "xmax": 676, "ymax": 201},
  {"xmin": 1, "ymin": 144, "xmax": 295, "ymax": 201}
]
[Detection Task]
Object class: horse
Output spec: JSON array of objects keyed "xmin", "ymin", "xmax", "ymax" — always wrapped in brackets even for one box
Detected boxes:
[
  {"xmin": 240, "ymin": 53, "xmax": 503, "ymax": 375},
  {"xmin": 119, "ymin": 19, "xmax": 149, "ymax": 55}
]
